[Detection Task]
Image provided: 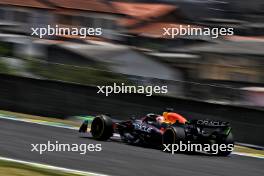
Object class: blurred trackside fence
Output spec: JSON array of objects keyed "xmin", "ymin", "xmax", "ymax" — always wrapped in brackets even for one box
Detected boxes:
[
  {"xmin": 0, "ymin": 56, "xmax": 261, "ymax": 108},
  {"xmin": 16, "ymin": 58, "xmax": 254, "ymax": 108}
]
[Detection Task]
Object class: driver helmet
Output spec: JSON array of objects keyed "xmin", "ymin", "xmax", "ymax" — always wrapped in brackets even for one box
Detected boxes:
[{"xmin": 156, "ymin": 116, "xmax": 164, "ymax": 123}]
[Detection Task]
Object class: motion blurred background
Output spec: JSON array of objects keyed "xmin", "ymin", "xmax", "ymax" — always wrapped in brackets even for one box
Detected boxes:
[
  {"xmin": 0, "ymin": 2, "xmax": 263, "ymax": 176},
  {"xmin": 0, "ymin": 0, "xmax": 264, "ymax": 108}
]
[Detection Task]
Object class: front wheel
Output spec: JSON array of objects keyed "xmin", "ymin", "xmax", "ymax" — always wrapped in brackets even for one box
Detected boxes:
[{"xmin": 91, "ymin": 115, "xmax": 113, "ymax": 140}]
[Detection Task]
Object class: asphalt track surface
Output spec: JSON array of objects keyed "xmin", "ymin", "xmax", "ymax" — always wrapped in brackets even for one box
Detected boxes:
[{"xmin": 0, "ymin": 118, "xmax": 263, "ymax": 176}]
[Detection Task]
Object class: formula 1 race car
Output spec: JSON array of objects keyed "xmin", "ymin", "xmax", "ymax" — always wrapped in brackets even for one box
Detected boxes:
[{"xmin": 79, "ymin": 110, "xmax": 234, "ymax": 156}]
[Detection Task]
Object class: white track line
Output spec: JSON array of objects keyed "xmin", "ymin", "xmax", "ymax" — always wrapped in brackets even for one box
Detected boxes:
[
  {"xmin": 232, "ymin": 152, "xmax": 264, "ymax": 159},
  {"xmin": 0, "ymin": 156, "xmax": 109, "ymax": 176},
  {"xmin": 0, "ymin": 114, "xmax": 262, "ymax": 159}
]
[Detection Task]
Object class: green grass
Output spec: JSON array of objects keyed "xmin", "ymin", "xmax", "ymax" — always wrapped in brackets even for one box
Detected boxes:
[
  {"xmin": 26, "ymin": 60, "xmax": 125, "ymax": 86},
  {"xmin": 0, "ymin": 55, "xmax": 127, "ymax": 86},
  {"xmin": 0, "ymin": 59, "xmax": 13, "ymax": 74},
  {"xmin": 0, "ymin": 160, "xmax": 92, "ymax": 176}
]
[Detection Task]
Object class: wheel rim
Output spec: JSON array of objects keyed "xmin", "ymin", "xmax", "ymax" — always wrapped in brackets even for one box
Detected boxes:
[{"xmin": 91, "ymin": 118, "xmax": 104, "ymax": 138}]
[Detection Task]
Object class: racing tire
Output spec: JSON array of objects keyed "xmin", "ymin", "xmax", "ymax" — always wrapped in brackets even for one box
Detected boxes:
[
  {"xmin": 91, "ymin": 115, "xmax": 113, "ymax": 141},
  {"xmin": 216, "ymin": 132, "xmax": 234, "ymax": 156},
  {"xmin": 162, "ymin": 126, "xmax": 186, "ymax": 152}
]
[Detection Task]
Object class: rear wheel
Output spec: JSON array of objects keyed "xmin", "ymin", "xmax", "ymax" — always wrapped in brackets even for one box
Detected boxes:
[
  {"xmin": 91, "ymin": 115, "xmax": 113, "ymax": 140},
  {"xmin": 162, "ymin": 126, "xmax": 186, "ymax": 152},
  {"xmin": 216, "ymin": 132, "xmax": 234, "ymax": 156}
]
